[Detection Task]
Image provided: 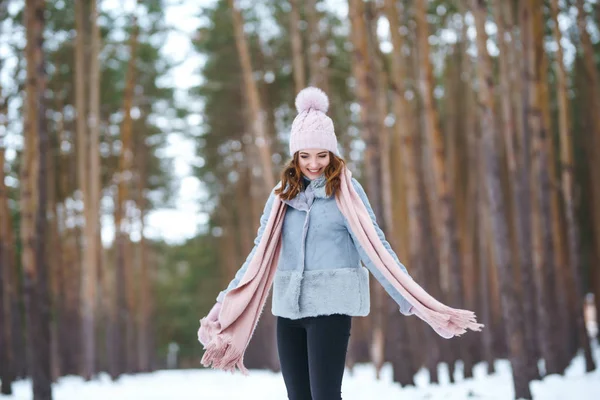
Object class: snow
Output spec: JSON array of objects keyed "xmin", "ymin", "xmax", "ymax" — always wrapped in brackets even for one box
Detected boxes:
[{"xmin": 2, "ymin": 344, "xmax": 599, "ymax": 400}]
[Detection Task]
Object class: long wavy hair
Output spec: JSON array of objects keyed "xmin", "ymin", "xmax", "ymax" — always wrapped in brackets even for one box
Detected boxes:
[{"xmin": 274, "ymin": 151, "xmax": 346, "ymax": 201}]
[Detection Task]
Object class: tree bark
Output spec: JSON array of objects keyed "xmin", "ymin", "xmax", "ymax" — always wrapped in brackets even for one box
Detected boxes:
[
  {"xmin": 348, "ymin": 0, "xmax": 391, "ymax": 378},
  {"xmin": 115, "ymin": 11, "xmax": 139, "ymax": 376},
  {"xmin": 416, "ymin": 0, "xmax": 467, "ymax": 378},
  {"xmin": 538, "ymin": 8, "xmax": 570, "ymax": 371},
  {"xmin": 229, "ymin": 0, "xmax": 275, "ymax": 190},
  {"xmin": 551, "ymin": 0, "xmax": 596, "ymax": 373},
  {"xmin": 289, "ymin": 0, "xmax": 305, "ymax": 93},
  {"xmin": 382, "ymin": 0, "xmax": 417, "ymax": 386},
  {"xmin": 86, "ymin": 0, "xmax": 102, "ymax": 375},
  {"xmin": 22, "ymin": 1, "xmax": 53, "ymax": 398},
  {"xmin": 136, "ymin": 138, "xmax": 151, "ymax": 372},
  {"xmin": 575, "ymin": 0, "xmax": 600, "ymax": 323},
  {"xmin": 490, "ymin": 0, "xmax": 540, "ymax": 379},
  {"xmin": 0, "ymin": 148, "xmax": 14, "ymax": 394},
  {"xmin": 523, "ymin": 0, "xmax": 564, "ymax": 376},
  {"xmin": 471, "ymin": 0, "xmax": 532, "ymax": 397},
  {"xmin": 46, "ymin": 92, "xmax": 61, "ymax": 381},
  {"xmin": 75, "ymin": 0, "xmax": 98, "ymax": 380}
]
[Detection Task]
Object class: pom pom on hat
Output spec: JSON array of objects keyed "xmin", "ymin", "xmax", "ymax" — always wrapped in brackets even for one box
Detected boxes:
[{"xmin": 295, "ymin": 87, "xmax": 329, "ymax": 113}]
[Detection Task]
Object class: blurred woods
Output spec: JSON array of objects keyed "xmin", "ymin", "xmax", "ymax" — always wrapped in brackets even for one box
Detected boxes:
[{"xmin": 0, "ymin": 0, "xmax": 599, "ymax": 399}]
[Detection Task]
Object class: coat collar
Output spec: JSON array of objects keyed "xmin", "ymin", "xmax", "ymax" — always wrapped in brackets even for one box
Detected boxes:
[
  {"xmin": 281, "ymin": 174, "xmax": 331, "ymax": 211},
  {"xmin": 303, "ymin": 174, "xmax": 329, "ymax": 199}
]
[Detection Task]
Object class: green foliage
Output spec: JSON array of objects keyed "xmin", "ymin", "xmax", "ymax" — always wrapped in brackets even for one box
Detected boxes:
[{"xmin": 153, "ymin": 234, "xmax": 220, "ymax": 364}]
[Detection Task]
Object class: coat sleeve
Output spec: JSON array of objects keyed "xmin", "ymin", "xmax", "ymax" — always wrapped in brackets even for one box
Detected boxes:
[
  {"xmin": 216, "ymin": 187, "xmax": 277, "ymax": 303},
  {"xmin": 345, "ymin": 178, "xmax": 414, "ymax": 316}
]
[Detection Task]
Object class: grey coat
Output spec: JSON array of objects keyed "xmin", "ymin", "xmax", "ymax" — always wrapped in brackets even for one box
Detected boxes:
[{"xmin": 216, "ymin": 174, "xmax": 413, "ymax": 319}]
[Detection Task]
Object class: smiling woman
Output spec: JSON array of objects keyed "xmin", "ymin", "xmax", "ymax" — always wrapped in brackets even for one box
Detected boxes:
[
  {"xmin": 199, "ymin": 87, "xmax": 482, "ymax": 400},
  {"xmin": 298, "ymin": 149, "xmax": 330, "ymax": 179}
]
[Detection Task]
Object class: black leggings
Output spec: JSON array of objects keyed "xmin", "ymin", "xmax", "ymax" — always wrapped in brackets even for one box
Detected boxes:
[{"xmin": 277, "ymin": 314, "xmax": 352, "ymax": 400}]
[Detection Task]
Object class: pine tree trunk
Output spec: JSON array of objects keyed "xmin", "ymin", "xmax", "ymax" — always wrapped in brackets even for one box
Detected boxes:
[
  {"xmin": 575, "ymin": 0, "xmax": 600, "ymax": 323},
  {"xmin": 348, "ymin": 0, "xmax": 390, "ymax": 377},
  {"xmin": 22, "ymin": 1, "xmax": 53, "ymax": 398},
  {"xmin": 382, "ymin": 0, "xmax": 417, "ymax": 385},
  {"xmin": 86, "ymin": 0, "xmax": 101, "ymax": 376},
  {"xmin": 52, "ymin": 96, "xmax": 70, "ymax": 378},
  {"xmin": 0, "ymin": 74, "xmax": 14, "ymax": 394},
  {"xmin": 477, "ymin": 160, "xmax": 495, "ymax": 374},
  {"xmin": 369, "ymin": 4, "xmax": 392, "ymax": 380},
  {"xmin": 0, "ymin": 147, "xmax": 14, "ymax": 395},
  {"xmin": 289, "ymin": 0, "xmax": 305, "ymax": 93},
  {"xmin": 538, "ymin": 14, "xmax": 570, "ymax": 371},
  {"xmin": 45, "ymin": 95, "xmax": 61, "ymax": 381},
  {"xmin": 490, "ymin": 0, "xmax": 540, "ymax": 379},
  {"xmin": 75, "ymin": 0, "xmax": 97, "ymax": 380},
  {"xmin": 524, "ymin": 0, "xmax": 564, "ymax": 376},
  {"xmin": 455, "ymin": 13, "xmax": 479, "ymax": 377},
  {"xmin": 415, "ymin": 0, "xmax": 467, "ymax": 378},
  {"xmin": 471, "ymin": 0, "xmax": 532, "ymax": 397},
  {"xmin": 58, "ymin": 122, "xmax": 80, "ymax": 377},
  {"xmin": 229, "ymin": 0, "xmax": 275, "ymax": 190},
  {"xmin": 115, "ymin": 11, "xmax": 139, "ymax": 375},
  {"xmin": 551, "ymin": 0, "xmax": 596, "ymax": 373}
]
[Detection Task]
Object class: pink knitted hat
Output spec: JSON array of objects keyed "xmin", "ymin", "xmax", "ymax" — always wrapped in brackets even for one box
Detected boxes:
[{"xmin": 289, "ymin": 87, "xmax": 339, "ymax": 156}]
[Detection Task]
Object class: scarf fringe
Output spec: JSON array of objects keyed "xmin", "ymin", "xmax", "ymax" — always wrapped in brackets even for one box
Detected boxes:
[
  {"xmin": 418, "ymin": 307, "xmax": 484, "ymax": 338},
  {"xmin": 200, "ymin": 334, "xmax": 249, "ymax": 375}
]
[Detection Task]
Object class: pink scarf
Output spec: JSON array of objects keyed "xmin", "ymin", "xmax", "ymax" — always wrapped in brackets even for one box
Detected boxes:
[{"xmin": 199, "ymin": 167, "xmax": 483, "ymax": 374}]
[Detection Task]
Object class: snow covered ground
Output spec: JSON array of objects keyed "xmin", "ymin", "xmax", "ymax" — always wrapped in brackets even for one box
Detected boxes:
[{"xmin": 2, "ymin": 345, "xmax": 599, "ymax": 399}]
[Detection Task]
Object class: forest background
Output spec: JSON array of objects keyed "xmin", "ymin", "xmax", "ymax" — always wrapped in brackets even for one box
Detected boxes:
[{"xmin": 1, "ymin": 0, "xmax": 600, "ymax": 399}]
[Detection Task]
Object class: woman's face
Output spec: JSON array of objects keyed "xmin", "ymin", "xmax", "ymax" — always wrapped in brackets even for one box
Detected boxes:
[{"xmin": 298, "ymin": 149, "xmax": 330, "ymax": 180}]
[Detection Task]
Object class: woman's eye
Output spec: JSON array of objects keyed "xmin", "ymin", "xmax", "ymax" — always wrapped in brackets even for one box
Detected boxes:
[{"xmin": 319, "ymin": 155, "xmax": 327, "ymax": 158}]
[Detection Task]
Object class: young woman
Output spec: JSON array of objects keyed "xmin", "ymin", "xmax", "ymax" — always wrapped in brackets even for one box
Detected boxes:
[{"xmin": 198, "ymin": 87, "xmax": 482, "ymax": 400}]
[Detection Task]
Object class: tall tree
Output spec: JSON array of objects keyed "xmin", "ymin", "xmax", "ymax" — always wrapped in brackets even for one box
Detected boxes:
[
  {"xmin": 0, "ymin": 147, "xmax": 14, "ymax": 395},
  {"xmin": 490, "ymin": 0, "xmax": 539, "ymax": 378},
  {"xmin": 85, "ymin": 0, "xmax": 102, "ymax": 377},
  {"xmin": 228, "ymin": 0, "xmax": 275, "ymax": 190},
  {"xmin": 382, "ymin": 0, "xmax": 417, "ymax": 386},
  {"xmin": 75, "ymin": 0, "xmax": 97, "ymax": 379},
  {"xmin": 415, "ymin": 0, "xmax": 467, "ymax": 375},
  {"xmin": 135, "ymin": 139, "xmax": 151, "ymax": 372},
  {"xmin": 348, "ymin": 0, "xmax": 391, "ymax": 376},
  {"xmin": 471, "ymin": 0, "xmax": 532, "ymax": 397},
  {"xmin": 575, "ymin": 0, "xmax": 600, "ymax": 319},
  {"xmin": 22, "ymin": 0, "xmax": 53, "ymax": 398},
  {"xmin": 551, "ymin": 0, "xmax": 596, "ymax": 372},
  {"xmin": 115, "ymin": 12, "xmax": 140, "ymax": 375},
  {"xmin": 523, "ymin": 0, "xmax": 563, "ymax": 375}
]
